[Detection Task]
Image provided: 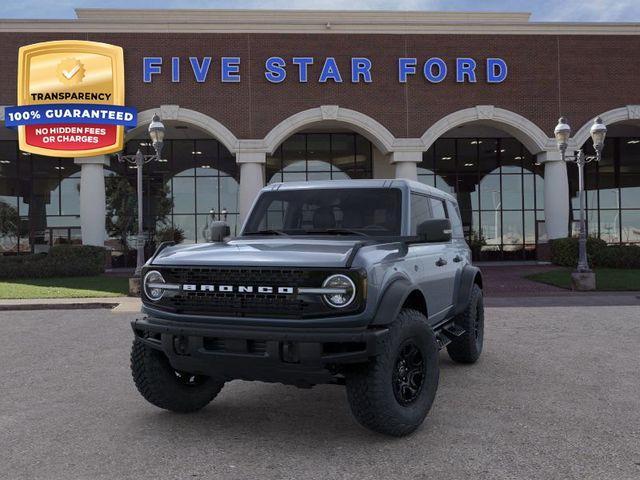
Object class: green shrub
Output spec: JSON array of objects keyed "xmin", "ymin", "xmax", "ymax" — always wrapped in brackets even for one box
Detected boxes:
[
  {"xmin": 154, "ymin": 226, "xmax": 185, "ymax": 244},
  {"xmin": 0, "ymin": 245, "xmax": 106, "ymax": 279},
  {"xmin": 593, "ymin": 244, "xmax": 640, "ymax": 268},
  {"xmin": 550, "ymin": 237, "xmax": 640, "ymax": 268}
]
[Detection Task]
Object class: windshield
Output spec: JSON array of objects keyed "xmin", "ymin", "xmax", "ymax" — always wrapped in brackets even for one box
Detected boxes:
[{"xmin": 243, "ymin": 188, "xmax": 402, "ymax": 237}]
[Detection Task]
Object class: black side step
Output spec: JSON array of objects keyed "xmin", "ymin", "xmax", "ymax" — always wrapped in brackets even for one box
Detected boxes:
[
  {"xmin": 442, "ymin": 323, "xmax": 465, "ymax": 338},
  {"xmin": 435, "ymin": 323, "xmax": 466, "ymax": 350},
  {"xmin": 435, "ymin": 331, "xmax": 451, "ymax": 349}
]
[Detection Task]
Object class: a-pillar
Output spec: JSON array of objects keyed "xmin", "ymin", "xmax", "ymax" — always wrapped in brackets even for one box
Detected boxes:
[
  {"xmin": 391, "ymin": 151, "xmax": 422, "ymax": 181},
  {"xmin": 538, "ymin": 151, "xmax": 569, "ymax": 239},
  {"xmin": 74, "ymin": 155, "xmax": 109, "ymax": 246},
  {"xmin": 237, "ymin": 151, "xmax": 266, "ymax": 225}
]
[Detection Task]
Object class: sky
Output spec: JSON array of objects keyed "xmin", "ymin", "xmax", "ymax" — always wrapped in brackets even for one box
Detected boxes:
[{"xmin": 0, "ymin": 0, "xmax": 639, "ymax": 22}]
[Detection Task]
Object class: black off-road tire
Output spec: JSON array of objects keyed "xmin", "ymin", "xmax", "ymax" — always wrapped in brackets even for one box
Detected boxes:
[
  {"xmin": 131, "ymin": 339, "xmax": 224, "ymax": 413},
  {"xmin": 345, "ymin": 309, "xmax": 439, "ymax": 437},
  {"xmin": 446, "ymin": 283, "xmax": 484, "ymax": 364}
]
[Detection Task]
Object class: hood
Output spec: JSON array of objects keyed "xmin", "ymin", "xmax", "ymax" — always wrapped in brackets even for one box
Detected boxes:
[{"xmin": 151, "ymin": 238, "xmax": 362, "ymax": 268}]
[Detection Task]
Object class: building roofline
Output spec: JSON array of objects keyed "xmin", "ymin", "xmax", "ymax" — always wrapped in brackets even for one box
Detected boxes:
[
  {"xmin": 0, "ymin": 9, "xmax": 639, "ymax": 35},
  {"xmin": 73, "ymin": 9, "xmax": 533, "ymax": 24}
]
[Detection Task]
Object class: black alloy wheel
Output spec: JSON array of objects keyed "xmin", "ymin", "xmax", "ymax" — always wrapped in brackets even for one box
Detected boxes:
[
  {"xmin": 173, "ymin": 370, "xmax": 208, "ymax": 387},
  {"xmin": 392, "ymin": 340, "xmax": 426, "ymax": 406}
]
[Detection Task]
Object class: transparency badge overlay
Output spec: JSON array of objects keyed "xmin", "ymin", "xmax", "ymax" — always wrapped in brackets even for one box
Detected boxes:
[{"xmin": 5, "ymin": 40, "xmax": 137, "ymax": 157}]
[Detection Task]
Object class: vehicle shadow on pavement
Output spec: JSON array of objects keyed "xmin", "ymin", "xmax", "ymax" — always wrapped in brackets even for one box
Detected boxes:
[{"xmin": 124, "ymin": 351, "xmax": 509, "ymax": 445}]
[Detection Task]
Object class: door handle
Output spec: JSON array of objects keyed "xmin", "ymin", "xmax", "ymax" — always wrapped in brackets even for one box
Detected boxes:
[
  {"xmin": 435, "ymin": 257, "xmax": 447, "ymax": 267},
  {"xmin": 453, "ymin": 255, "xmax": 462, "ymax": 263}
]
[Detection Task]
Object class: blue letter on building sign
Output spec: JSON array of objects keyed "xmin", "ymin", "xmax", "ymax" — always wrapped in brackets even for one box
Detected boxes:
[
  {"xmin": 292, "ymin": 57, "xmax": 313, "ymax": 82},
  {"xmin": 487, "ymin": 58, "xmax": 508, "ymax": 83},
  {"xmin": 171, "ymin": 57, "xmax": 180, "ymax": 83},
  {"xmin": 221, "ymin": 57, "xmax": 241, "ymax": 82},
  {"xmin": 190, "ymin": 57, "xmax": 211, "ymax": 83},
  {"xmin": 351, "ymin": 58, "xmax": 372, "ymax": 83},
  {"xmin": 143, "ymin": 57, "xmax": 162, "ymax": 83},
  {"xmin": 319, "ymin": 57, "xmax": 343, "ymax": 83},
  {"xmin": 265, "ymin": 57, "xmax": 287, "ymax": 83},
  {"xmin": 424, "ymin": 58, "xmax": 447, "ymax": 83},
  {"xmin": 456, "ymin": 58, "xmax": 477, "ymax": 83},
  {"xmin": 398, "ymin": 58, "xmax": 417, "ymax": 83}
]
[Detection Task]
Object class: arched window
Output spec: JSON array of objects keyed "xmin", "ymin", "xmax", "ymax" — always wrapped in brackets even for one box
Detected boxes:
[
  {"xmin": 418, "ymin": 137, "xmax": 544, "ymax": 260},
  {"xmin": 267, "ymin": 133, "xmax": 373, "ymax": 183}
]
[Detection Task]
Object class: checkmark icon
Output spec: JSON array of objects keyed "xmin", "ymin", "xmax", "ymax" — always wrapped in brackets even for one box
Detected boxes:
[{"xmin": 62, "ymin": 64, "xmax": 80, "ymax": 79}]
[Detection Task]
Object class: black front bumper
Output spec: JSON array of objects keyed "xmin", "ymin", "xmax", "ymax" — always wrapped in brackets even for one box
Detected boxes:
[{"xmin": 132, "ymin": 317, "xmax": 388, "ymax": 386}]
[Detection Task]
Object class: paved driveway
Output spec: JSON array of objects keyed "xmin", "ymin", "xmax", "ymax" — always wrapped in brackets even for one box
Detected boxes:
[{"xmin": 1, "ymin": 306, "xmax": 639, "ymax": 480}]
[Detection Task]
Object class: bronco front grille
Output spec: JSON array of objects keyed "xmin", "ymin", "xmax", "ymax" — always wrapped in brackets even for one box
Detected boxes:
[{"xmin": 146, "ymin": 267, "xmax": 362, "ymax": 319}]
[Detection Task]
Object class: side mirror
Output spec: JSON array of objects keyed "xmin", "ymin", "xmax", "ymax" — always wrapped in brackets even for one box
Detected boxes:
[
  {"xmin": 416, "ymin": 218, "xmax": 452, "ymax": 243},
  {"xmin": 207, "ymin": 222, "xmax": 231, "ymax": 242}
]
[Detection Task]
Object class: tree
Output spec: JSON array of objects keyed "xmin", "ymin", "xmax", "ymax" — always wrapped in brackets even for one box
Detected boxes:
[
  {"xmin": 105, "ymin": 176, "xmax": 173, "ymax": 253},
  {"xmin": 0, "ymin": 201, "xmax": 20, "ymax": 249}
]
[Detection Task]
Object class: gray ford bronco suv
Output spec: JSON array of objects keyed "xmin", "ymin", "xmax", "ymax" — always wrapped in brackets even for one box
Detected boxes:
[{"xmin": 131, "ymin": 179, "xmax": 484, "ymax": 436}]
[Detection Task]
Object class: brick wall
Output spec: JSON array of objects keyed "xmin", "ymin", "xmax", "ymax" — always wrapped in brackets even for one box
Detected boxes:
[{"xmin": 0, "ymin": 32, "xmax": 638, "ymax": 140}]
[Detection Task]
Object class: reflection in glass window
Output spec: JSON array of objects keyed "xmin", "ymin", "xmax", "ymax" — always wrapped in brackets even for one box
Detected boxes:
[
  {"xmin": 266, "ymin": 133, "xmax": 372, "ymax": 183},
  {"xmin": 621, "ymin": 210, "xmax": 640, "ymax": 243},
  {"xmin": 599, "ymin": 210, "xmax": 620, "ymax": 243},
  {"xmin": 501, "ymin": 175, "xmax": 523, "ymax": 210},
  {"xmin": 621, "ymin": 175, "xmax": 640, "ymax": 209},
  {"xmin": 410, "ymin": 193, "xmax": 431, "ymax": 234},
  {"xmin": 172, "ymin": 214, "xmax": 196, "ymax": 244},
  {"xmin": 569, "ymin": 136, "xmax": 640, "ymax": 244},
  {"xmin": 430, "ymin": 198, "xmax": 447, "ymax": 219},
  {"xmin": 418, "ymin": 136, "xmax": 544, "ymax": 259}
]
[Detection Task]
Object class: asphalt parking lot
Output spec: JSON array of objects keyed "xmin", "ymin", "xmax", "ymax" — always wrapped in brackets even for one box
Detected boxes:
[{"xmin": 1, "ymin": 306, "xmax": 639, "ymax": 480}]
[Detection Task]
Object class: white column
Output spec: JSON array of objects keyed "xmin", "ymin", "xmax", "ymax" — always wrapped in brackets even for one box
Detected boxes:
[
  {"xmin": 237, "ymin": 151, "xmax": 266, "ymax": 225},
  {"xmin": 74, "ymin": 155, "xmax": 109, "ymax": 246},
  {"xmin": 391, "ymin": 151, "xmax": 422, "ymax": 181},
  {"xmin": 538, "ymin": 151, "xmax": 569, "ymax": 239}
]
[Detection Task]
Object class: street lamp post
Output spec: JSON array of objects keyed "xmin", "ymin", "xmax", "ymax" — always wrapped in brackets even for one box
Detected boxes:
[
  {"xmin": 117, "ymin": 113, "xmax": 166, "ymax": 276},
  {"xmin": 553, "ymin": 116, "xmax": 607, "ymax": 287}
]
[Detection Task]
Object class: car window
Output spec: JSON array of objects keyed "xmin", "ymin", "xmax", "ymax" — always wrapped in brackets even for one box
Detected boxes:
[
  {"xmin": 410, "ymin": 193, "xmax": 432, "ymax": 235},
  {"xmin": 430, "ymin": 198, "xmax": 447, "ymax": 220},
  {"xmin": 447, "ymin": 200, "xmax": 464, "ymax": 238},
  {"xmin": 244, "ymin": 188, "xmax": 403, "ymax": 236}
]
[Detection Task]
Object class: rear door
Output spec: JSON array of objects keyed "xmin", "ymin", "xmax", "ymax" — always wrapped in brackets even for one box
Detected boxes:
[
  {"xmin": 406, "ymin": 193, "xmax": 452, "ymax": 323},
  {"xmin": 428, "ymin": 196, "xmax": 458, "ymax": 318}
]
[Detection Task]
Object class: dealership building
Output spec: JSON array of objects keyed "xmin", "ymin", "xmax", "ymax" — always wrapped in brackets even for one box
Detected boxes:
[{"xmin": 0, "ymin": 9, "xmax": 639, "ymax": 262}]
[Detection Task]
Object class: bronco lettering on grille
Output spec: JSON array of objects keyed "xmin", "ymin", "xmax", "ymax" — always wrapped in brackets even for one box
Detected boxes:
[{"xmin": 181, "ymin": 284, "xmax": 295, "ymax": 294}]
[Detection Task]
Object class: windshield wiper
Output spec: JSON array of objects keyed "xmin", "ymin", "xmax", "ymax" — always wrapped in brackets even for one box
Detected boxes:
[
  {"xmin": 243, "ymin": 229, "xmax": 289, "ymax": 236},
  {"xmin": 305, "ymin": 228, "xmax": 371, "ymax": 238}
]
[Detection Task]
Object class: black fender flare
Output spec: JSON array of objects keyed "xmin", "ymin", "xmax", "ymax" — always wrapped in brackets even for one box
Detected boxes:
[
  {"xmin": 370, "ymin": 277, "xmax": 417, "ymax": 326},
  {"xmin": 453, "ymin": 265, "xmax": 483, "ymax": 316}
]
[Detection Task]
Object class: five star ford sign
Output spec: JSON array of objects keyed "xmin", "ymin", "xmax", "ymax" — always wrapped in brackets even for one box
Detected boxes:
[{"xmin": 5, "ymin": 40, "xmax": 137, "ymax": 158}]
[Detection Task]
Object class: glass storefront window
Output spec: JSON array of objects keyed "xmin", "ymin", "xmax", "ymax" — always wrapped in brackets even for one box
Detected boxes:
[
  {"xmin": 568, "ymin": 136, "xmax": 640, "ymax": 244},
  {"xmin": 479, "ymin": 175, "xmax": 501, "ymax": 211},
  {"xmin": 621, "ymin": 210, "xmax": 640, "ymax": 243},
  {"xmin": 621, "ymin": 175, "xmax": 640, "ymax": 209},
  {"xmin": 501, "ymin": 175, "xmax": 523, "ymax": 211},
  {"xmin": 419, "ymin": 136, "xmax": 544, "ymax": 259},
  {"xmin": 195, "ymin": 176, "xmax": 219, "ymax": 214},
  {"xmin": 266, "ymin": 132, "xmax": 373, "ymax": 183}
]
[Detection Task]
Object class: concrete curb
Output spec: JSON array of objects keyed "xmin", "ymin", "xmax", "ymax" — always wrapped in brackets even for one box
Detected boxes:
[
  {"xmin": 0, "ymin": 296, "xmax": 140, "ymax": 312},
  {"xmin": 0, "ymin": 302, "xmax": 120, "ymax": 311},
  {"xmin": 486, "ymin": 293, "xmax": 640, "ymax": 308}
]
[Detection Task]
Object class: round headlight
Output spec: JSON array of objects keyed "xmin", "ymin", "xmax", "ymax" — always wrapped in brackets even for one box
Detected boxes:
[
  {"xmin": 143, "ymin": 270, "xmax": 166, "ymax": 301},
  {"xmin": 322, "ymin": 274, "xmax": 356, "ymax": 309}
]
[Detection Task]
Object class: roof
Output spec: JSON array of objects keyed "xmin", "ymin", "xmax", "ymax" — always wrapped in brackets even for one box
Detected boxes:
[
  {"xmin": 262, "ymin": 179, "xmax": 457, "ymax": 203},
  {"xmin": 0, "ymin": 9, "xmax": 638, "ymax": 35}
]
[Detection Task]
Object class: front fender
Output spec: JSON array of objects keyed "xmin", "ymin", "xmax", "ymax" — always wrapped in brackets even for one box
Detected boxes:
[
  {"xmin": 453, "ymin": 265, "xmax": 483, "ymax": 316},
  {"xmin": 370, "ymin": 276, "xmax": 415, "ymax": 326}
]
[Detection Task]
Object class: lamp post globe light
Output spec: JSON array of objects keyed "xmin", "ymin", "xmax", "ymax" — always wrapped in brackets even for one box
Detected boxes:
[
  {"xmin": 553, "ymin": 116, "xmax": 607, "ymax": 290},
  {"xmin": 117, "ymin": 113, "xmax": 166, "ymax": 282}
]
